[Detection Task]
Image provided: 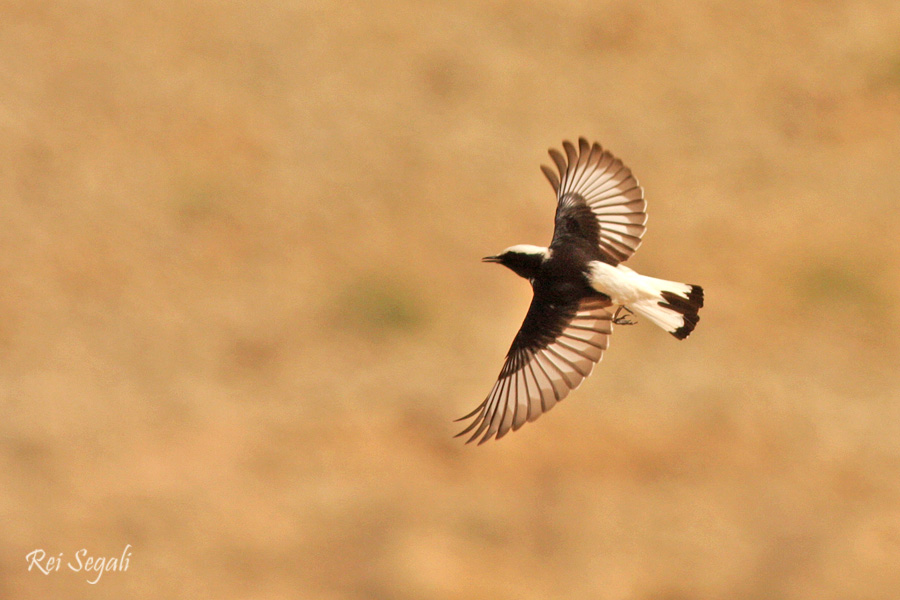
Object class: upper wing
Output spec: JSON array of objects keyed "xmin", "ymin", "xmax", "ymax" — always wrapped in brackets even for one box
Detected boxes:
[
  {"xmin": 456, "ymin": 296, "xmax": 613, "ymax": 445},
  {"xmin": 542, "ymin": 138, "xmax": 647, "ymax": 264}
]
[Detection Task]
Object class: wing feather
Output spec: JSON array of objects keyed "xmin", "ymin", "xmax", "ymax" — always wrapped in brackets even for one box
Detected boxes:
[
  {"xmin": 456, "ymin": 297, "xmax": 613, "ymax": 444},
  {"xmin": 547, "ymin": 139, "xmax": 647, "ymax": 264},
  {"xmin": 541, "ymin": 165, "xmax": 560, "ymax": 192},
  {"xmin": 549, "ymin": 148, "xmax": 567, "ymax": 179}
]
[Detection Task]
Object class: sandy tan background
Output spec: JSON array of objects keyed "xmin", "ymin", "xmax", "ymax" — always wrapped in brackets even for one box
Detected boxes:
[{"xmin": 3, "ymin": 1, "xmax": 900, "ymax": 598}]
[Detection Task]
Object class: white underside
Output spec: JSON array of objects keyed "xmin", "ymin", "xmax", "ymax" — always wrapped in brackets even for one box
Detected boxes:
[{"xmin": 588, "ymin": 262, "xmax": 692, "ymax": 333}]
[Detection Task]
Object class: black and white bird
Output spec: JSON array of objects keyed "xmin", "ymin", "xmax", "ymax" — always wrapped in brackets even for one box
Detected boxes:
[{"xmin": 457, "ymin": 138, "xmax": 704, "ymax": 445}]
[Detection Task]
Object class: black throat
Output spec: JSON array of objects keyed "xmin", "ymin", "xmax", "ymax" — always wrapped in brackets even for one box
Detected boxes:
[{"xmin": 501, "ymin": 252, "xmax": 544, "ymax": 280}]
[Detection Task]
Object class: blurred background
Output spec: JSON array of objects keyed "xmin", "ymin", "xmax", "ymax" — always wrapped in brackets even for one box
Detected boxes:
[{"xmin": 2, "ymin": 1, "xmax": 900, "ymax": 598}]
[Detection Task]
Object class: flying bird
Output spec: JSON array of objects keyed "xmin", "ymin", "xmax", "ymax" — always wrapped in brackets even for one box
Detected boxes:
[{"xmin": 457, "ymin": 138, "xmax": 704, "ymax": 444}]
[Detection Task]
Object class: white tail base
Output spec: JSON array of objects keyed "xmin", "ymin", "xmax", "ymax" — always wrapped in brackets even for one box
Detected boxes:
[{"xmin": 588, "ymin": 262, "xmax": 695, "ymax": 334}]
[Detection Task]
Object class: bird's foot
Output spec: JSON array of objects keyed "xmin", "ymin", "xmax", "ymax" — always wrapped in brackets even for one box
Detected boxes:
[{"xmin": 613, "ymin": 306, "xmax": 637, "ymax": 326}]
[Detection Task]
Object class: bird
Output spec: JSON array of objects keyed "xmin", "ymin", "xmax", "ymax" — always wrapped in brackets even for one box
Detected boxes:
[{"xmin": 456, "ymin": 138, "xmax": 704, "ymax": 445}]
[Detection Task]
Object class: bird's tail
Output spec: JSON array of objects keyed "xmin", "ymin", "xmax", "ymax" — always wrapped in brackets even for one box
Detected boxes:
[{"xmin": 627, "ymin": 276, "xmax": 704, "ymax": 340}]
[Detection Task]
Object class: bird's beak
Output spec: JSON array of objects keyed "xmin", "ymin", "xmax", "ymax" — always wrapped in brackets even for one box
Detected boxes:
[{"xmin": 482, "ymin": 255, "xmax": 501, "ymax": 263}]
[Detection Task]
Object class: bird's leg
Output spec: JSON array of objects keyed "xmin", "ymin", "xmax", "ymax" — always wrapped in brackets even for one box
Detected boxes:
[{"xmin": 613, "ymin": 305, "xmax": 637, "ymax": 325}]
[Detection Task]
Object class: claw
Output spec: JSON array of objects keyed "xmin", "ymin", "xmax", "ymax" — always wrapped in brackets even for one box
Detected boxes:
[{"xmin": 613, "ymin": 306, "xmax": 637, "ymax": 326}]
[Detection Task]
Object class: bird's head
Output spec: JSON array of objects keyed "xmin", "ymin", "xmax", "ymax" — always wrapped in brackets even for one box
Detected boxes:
[{"xmin": 482, "ymin": 244, "xmax": 549, "ymax": 280}]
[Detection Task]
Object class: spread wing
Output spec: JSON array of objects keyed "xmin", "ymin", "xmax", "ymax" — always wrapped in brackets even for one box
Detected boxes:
[
  {"xmin": 456, "ymin": 296, "xmax": 613, "ymax": 445},
  {"xmin": 542, "ymin": 138, "xmax": 646, "ymax": 264}
]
